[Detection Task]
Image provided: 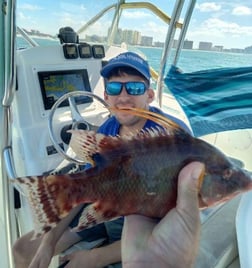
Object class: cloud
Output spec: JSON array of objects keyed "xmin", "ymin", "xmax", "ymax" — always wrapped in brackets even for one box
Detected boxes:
[
  {"xmin": 195, "ymin": 2, "xmax": 222, "ymax": 12},
  {"xmin": 232, "ymin": 6, "xmax": 252, "ymax": 15},
  {"xmin": 142, "ymin": 21, "xmax": 167, "ymax": 40},
  {"xmin": 187, "ymin": 17, "xmax": 252, "ymax": 48},
  {"xmin": 17, "ymin": 11, "xmax": 27, "ymax": 20},
  {"xmin": 202, "ymin": 18, "xmax": 237, "ymax": 30},
  {"xmin": 18, "ymin": 3, "xmax": 43, "ymax": 11},
  {"xmin": 201, "ymin": 18, "xmax": 252, "ymax": 35}
]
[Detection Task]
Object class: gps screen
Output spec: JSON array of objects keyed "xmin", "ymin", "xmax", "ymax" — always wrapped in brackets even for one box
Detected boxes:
[{"xmin": 38, "ymin": 69, "xmax": 92, "ymax": 110}]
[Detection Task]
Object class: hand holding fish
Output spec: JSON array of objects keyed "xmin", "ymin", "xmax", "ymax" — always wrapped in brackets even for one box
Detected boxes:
[{"xmin": 122, "ymin": 162, "xmax": 202, "ymax": 268}]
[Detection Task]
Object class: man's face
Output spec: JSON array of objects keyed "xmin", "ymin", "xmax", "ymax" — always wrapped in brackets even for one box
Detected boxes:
[{"xmin": 104, "ymin": 73, "xmax": 154, "ymax": 127}]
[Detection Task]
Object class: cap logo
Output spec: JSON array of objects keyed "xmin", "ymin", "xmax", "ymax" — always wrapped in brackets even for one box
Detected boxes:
[
  {"xmin": 114, "ymin": 53, "xmax": 144, "ymax": 64},
  {"xmin": 100, "ymin": 51, "xmax": 150, "ymax": 80}
]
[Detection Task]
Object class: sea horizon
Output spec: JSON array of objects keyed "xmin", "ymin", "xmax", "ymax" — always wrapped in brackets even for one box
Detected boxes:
[{"xmin": 16, "ymin": 36, "xmax": 252, "ymax": 73}]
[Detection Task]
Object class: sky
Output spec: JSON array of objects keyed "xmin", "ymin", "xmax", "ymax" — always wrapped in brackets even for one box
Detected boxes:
[{"xmin": 16, "ymin": 0, "xmax": 252, "ymax": 49}]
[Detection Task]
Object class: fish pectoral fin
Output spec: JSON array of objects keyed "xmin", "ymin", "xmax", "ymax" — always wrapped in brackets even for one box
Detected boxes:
[
  {"xmin": 68, "ymin": 130, "xmax": 106, "ymax": 164},
  {"xmin": 69, "ymin": 129, "xmax": 128, "ymax": 160},
  {"xmin": 71, "ymin": 202, "xmax": 120, "ymax": 232}
]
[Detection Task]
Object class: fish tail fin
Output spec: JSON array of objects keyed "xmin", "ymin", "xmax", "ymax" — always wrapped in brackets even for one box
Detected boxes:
[
  {"xmin": 12, "ymin": 175, "xmax": 61, "ymax": 238},
  {"xmin": 12, "ymin": 173, "xmax": 87, "ymax": 238}
]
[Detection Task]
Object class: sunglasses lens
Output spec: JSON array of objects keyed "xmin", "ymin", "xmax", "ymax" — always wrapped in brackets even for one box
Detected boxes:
[
  {"xmin": 105, "ymin": 82, "xmax": 122, "ymax": 95},
  {"xmin": 125, "ymin": 82, "xmax": 146, "ymax": 95},
  {"xmin": 105, "ymin": 82, "xmax": 147, "ymax": 95}
]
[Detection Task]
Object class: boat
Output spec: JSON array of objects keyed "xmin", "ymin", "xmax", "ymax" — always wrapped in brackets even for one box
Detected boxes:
[{"xmin": 1, "ymin": 0, "xmax": 252, "ymax": 267}]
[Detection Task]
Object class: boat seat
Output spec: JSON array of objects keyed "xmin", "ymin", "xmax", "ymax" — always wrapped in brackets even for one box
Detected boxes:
[
  {"xmin": 236, "ymin": 191, "xmax": 252, "ymax": 268},
  {"xmin": 194, "ymin": 195, "xmax": 241, "ymax": 268}
]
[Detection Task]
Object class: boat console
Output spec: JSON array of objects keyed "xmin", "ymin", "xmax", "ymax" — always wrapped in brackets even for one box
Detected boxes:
[
  {"xmin": 11, "ymin": 41, "xmax": 111, "ymax": 235},
  {"xmin": 13, "ymin": 43, "xmax": 107, "ymax": 175}
]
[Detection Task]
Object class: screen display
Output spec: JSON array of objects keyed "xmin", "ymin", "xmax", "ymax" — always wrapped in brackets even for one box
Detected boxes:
[
  {"xmin": 92, "ymin": 45, "xmax": 105, "ymax": 58},
  {"xmin": 78, "ymin": 44, "xmax": 92, "ymax": 58},
  {"xmin": 38, "ymin": 69, "xmax": 92, "ymax": 110}
]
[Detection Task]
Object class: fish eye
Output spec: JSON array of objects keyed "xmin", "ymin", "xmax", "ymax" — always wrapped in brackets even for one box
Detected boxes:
[{"xmin": 222, "ymin": 168, "xmax": 234, "ymax": 180}]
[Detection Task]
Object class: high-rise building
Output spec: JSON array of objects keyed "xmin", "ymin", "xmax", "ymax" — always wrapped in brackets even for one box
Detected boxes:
[
  {"xmin": 141, "ymin": 36, "xmax": 153, "ymax": 46},
  {"xmin": 183, "ymin": 40, "xmax": 193, "ymax": 49},
  {"xmin": 198, "ymin": 41, "xmax": 212, "ymax": 51}
]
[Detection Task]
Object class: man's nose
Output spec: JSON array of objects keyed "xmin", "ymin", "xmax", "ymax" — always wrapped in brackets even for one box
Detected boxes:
[{"xmin": 119, "ymin": 86, "xmax": 129, "ymax": 97}]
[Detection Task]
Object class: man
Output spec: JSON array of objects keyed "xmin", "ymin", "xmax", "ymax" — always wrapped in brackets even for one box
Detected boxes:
[{"xmin": 13, "ymin": 51, "xmax": 197, "ymax": 268}]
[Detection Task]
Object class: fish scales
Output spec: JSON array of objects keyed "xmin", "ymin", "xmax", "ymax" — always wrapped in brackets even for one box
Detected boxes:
[{"xmin": 13, "ymin": 108, "xmax": 252, "ymax": 238}]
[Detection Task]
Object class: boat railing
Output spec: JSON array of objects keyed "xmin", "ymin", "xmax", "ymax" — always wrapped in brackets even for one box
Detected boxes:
[
  {"xmin": 76, "ymin": 2, "xmax": 183, "ymax": 38},
  {"xmin": 16, "ymin": 26, "xmax": 39, "ymax": 47},
  {"xmin": 76, "ymin": 0, "xmax": 196, "ymax": 107},
  {"xmin": 2, "ymin": 0, "xmax": 18, "ymax": 266}
]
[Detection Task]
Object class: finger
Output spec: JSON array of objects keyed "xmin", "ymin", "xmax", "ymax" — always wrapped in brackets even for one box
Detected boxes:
[
  {"xmin": 59, "ymin": 252, "xmax": 73, "ymax": 268},
  {"xmin": 29, "ymin": 258, "xmax": 50, "ymax": 268},
  {"xmin": 58, "ymin": 260, "xmax": 70, "ymax": 268},
  {"xmin": 177, "ymin": 161, "xmax": 205, "ymax": 213},
  {"xmin": 122, "ymin": 215, "xmax": 158, "ymax": 262},
  {"xmin": 122, "ymin": 215, "xmax": 158, "ymax": 250},
  {"xmin": 123, "ymin": 215, "xmax": 157, "ymax": 242}
]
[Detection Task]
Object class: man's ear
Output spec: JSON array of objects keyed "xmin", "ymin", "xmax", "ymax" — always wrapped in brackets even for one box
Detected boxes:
[
  {"xmin": 104, "ymin": 91, "xmax": 109, "ymax": 101},
  {"xmin": 147, "ymin": 88, "xmax": 155, "ymax": 103}
]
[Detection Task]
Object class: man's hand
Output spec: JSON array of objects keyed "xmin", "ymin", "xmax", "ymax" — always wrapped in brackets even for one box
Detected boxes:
[
  {"xmin": 122, "ymin": 162, "xmax": 203, "ymax": 268},
  {"xmin": 60, "ymin": 240, "xmax": 121, "ymax": 268}
]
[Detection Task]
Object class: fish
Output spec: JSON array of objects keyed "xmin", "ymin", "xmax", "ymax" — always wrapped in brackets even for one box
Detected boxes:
[{"xmin": 13, "ymin": 107, "xmax": 252, "ymax": 238}]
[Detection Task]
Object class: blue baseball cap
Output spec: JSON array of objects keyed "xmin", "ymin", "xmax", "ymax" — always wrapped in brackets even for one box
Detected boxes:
[{"xmin": 101, "ymin": 51, "xmax": 151, "ymax": 80}]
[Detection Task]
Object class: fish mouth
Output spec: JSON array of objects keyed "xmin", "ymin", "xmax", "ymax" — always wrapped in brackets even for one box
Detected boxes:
[{"xmin": 198, "ymin": 193, "xmax": 209, "ymax": 208}]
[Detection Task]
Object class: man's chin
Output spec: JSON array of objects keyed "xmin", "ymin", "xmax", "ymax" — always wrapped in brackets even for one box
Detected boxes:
[{"xmin": 116, "ymin": 113, "xmax": 136, "ymax": 125}]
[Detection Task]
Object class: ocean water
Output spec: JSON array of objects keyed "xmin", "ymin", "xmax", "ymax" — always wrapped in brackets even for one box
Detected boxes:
[
  {"xmin": 16, "ymin": 36, "xmax": 252, "ymax": 73},
  {"xmin": 136, "ymin": 46, "xmax": 252, "ymax": 73}
]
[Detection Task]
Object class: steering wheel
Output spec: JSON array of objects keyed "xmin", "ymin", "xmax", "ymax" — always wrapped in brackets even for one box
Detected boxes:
[{"xmin": 48, "ymin": 91, "xmax": 110, "ymax": 164}]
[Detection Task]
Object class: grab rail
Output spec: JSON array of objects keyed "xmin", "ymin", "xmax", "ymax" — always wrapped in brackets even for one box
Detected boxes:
[
  {"xmin": 1, "ymin": 0, "xmax": 18, "ymax": 267},
  {"xmin": 3, "ymin": 146, "xmax": 17, "ymax": 179},
  {"xmin": 156, "ymin": 0, "xmax": 185, "ymax": 107},
  {"xmin": 77, "ymin": 1, "xmax": 183, "ymax": 36},
  {"xmin": 16, "ymin": 26, "xmax": 39, "ymax": 47}
]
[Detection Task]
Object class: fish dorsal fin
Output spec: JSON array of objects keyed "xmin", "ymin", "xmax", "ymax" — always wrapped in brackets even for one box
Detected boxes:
[
  {"xmin": 69, "ymin": 108, "xmax": 189, "ymax": 164},
  {"xmin": 137, "ymin": 126, "xmax": 171, "ymax": 138},
  {"xmin": 69, "ymin": 130, "xmax": 125, "ymax": 164},
  {"xmin": 109, "ymin": 107, "xmax": 186, "ymax": 134}
]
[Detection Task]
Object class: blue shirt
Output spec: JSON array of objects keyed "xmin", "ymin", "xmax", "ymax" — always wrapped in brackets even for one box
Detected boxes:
[{"xmin": 98, "ymin": 105, "xmax": 191, "ymax": 136}]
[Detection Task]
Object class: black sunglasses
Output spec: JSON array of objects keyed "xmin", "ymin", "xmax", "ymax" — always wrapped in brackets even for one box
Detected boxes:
[{"xmin": 105, "ymin": 81, "xmax": 148, "ymax": 96}]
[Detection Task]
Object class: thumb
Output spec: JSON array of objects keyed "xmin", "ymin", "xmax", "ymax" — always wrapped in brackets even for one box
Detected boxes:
[{"xmin": 177, "ymin": 162, "xmax": 205, "ymax": 212}]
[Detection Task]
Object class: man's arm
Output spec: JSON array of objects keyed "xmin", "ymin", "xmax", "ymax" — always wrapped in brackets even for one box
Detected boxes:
[
  {"xmin": 29, "ymin": 204, "xmax": 83, "ymax": 268},
  {"xmin": 62, "ymin": 240, "xmax": 121, "ymax": 268}
]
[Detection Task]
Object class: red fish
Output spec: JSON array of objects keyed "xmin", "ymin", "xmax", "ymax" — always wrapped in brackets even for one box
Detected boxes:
[{"xmin": 13, "ymin": 108, "xmax": 252, "ymax": 238}]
